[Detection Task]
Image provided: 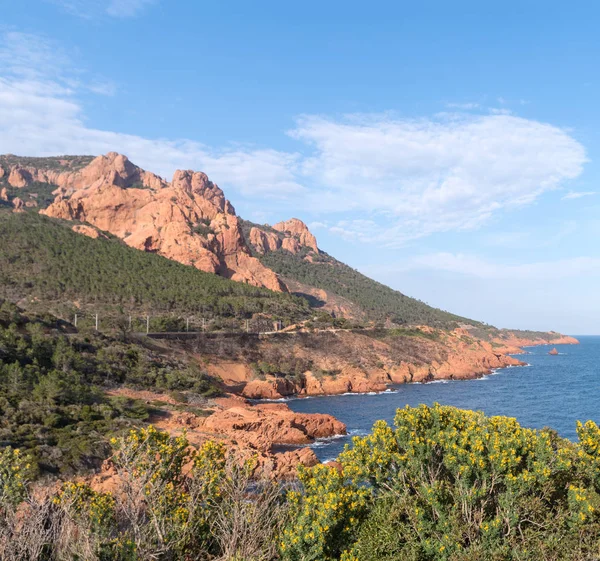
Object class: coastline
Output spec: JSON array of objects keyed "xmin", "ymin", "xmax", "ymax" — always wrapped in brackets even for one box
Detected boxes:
[
  {"xmin": 98, "ymin": 332, "xmax": 578, "ymax": 480},
  {"xmin": 236, "ymin": 330, "xmax": 579, "ymax": 401}
]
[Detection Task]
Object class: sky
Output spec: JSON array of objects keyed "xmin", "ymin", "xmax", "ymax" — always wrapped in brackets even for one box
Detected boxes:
[{"xmin": 1, "ymin": 0, "xmax": 600, "ymax": 333}]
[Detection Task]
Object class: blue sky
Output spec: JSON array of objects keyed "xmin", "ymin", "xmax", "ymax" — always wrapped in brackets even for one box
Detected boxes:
[{"xmin": 2, "ymin": 0, "xmax": 600, "ymax": 333}]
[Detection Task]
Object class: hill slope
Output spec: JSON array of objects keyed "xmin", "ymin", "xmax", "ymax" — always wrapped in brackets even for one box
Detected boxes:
[
  {"xmin": 0, "ymin": 210, "xmax": 310, "ymax": 324},
  {"xmin": 239, "ymin": 219, "xmax": 479, "ymax": 328}
]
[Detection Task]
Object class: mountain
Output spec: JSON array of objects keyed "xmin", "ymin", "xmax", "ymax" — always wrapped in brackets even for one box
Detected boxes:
[{"xmin": 0, "ymin": 152, "xmax": 482, "ymax": 329}]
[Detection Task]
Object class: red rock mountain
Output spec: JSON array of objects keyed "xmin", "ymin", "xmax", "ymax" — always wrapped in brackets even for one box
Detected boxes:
[
  {"xmin": 0, "ymin": 152, "xmax": 321, "ymax": 292},
  {"xmin": 0, "ymin": 152, "xmax": 326, "ymax": 291}
]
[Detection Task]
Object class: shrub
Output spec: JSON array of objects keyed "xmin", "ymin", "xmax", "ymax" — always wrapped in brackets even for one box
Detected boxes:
[{"xmin": 338, "ymin": 404, "xmax": 600, "ymax": 560}]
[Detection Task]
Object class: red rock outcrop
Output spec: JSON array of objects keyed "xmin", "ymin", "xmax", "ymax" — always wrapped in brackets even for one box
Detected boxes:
[
  {"xmin": 273, "ymin": 218, "xmax": 319, "ymax": 253},
  {"xmin": 8, "ymin": 167, "xmax": 30, "ymax": 187},
  {"xmin": 12, "ymin": 197, "xmax": 24, "ymax": 213},
  {"xmin": 492, "ymin": 333, "xmax": 579, "ymax": 348},
  {"xmin": 549, "ymin": 348, "xmax": 559, "ymax": 355},
  {"xmin": 72, "ymin": 224, "xmax": 107, "ymax": 239},
  {"xmin": 249, "ymin": 227, "xmax": 282, "ymax": 254},
  {"xmin": 202, "ymin": 402, "xmax": 346, "ymax": 451},
  {"xmin": 36, "ymin": 153, "xmax": 285, "ymax": 291},
  {"xmin": 104, "ymin": 387, "xmax": 339, "ymax": 478},
  {"xmin": 248, "ymin": 218, "xmax": 320, "ymax": 257},
  {"xmin": 0, "ymin": 187, "xmax": 7, "ymax": 202}
]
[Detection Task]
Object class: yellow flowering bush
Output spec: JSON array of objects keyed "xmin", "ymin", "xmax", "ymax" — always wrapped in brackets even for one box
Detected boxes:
[
  {"xmin": 55, "ymin": 481, "xmax": 116, "ymax": 533},
  {"xmin": 336, "ymin": 404, "xmax": 600, "ymax": 560},
  {"xmin": 280, "ymin": 463, "xmax": 370, "ymax": 560},
  {"xmin": 0, "ymin": 447, "xmax": 33, "ymax": 507},
  {"xmin": 8, "ymin": 407, "xmax": 600, "ymax": 559},
  {"xmin": 111, "ymin": 425, "xmax": 192, "ymax": 485}
]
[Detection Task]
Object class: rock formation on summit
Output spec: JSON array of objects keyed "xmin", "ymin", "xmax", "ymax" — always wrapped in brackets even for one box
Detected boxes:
[
  {"xmin": 248, "ymin": 218, "xmax": 320, "ymax": 256},
  {"xmin": 29, "ymin": 152, "xmax": 286, "ymax": 291}
]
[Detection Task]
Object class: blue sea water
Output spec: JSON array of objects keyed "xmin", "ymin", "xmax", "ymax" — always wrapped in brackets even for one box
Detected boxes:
[{"xmin": 287, "ymin": 336, "xmax": 600, "ymax": 462}]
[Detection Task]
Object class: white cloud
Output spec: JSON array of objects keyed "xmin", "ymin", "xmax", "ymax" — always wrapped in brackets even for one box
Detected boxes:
[
  {"xmin": 445, "ymin": 102, "xmax": 480, "ymax": 110},
  {"xmin": 0, "ymin": 31, "xmax": 589, "ymax": 241},
  {"xmin": 398, "ymin": 252, "xmax": 600, "ymax": 280},
  {"xmin": 46, "ymin": 0, "xmax": 156, "ymax": 18},
  {"xmin": 562, "ymin": 190, "xmax": 596, "ymax": 200},
  {"xmin": 291, "ymin": 113, "xmax": 586, "ymax": 245}
]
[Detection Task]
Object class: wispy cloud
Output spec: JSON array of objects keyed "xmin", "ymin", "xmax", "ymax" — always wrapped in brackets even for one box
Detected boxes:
[
  {"xmin": 291, "ymin": 113, "xmax": 586, "ymax": 245},
  {"xmin": 445, "ymin": 102, "xmax": 480, "ymax": 110},
  {"xmin": 0, "ymin": 31, "xmax": 115, "ymax": 96},
  {"xmin": 388, "ymin": 253, "xmax": 600, "ymax": 281},
  {"xmin": 46, "ymin": 0, "xmax": 156, "ymax": 19},
  {"xmin": 562, "ymin": 190, "xmax": 596, "ymax": 200}
]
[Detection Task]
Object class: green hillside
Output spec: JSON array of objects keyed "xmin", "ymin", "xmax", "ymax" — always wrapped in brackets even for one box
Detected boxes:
[
  {"xmin": 0, "ymin": 211, "xmax": 310, "ymax": 323},
  {"xmin": 240, "ymin": 221, "xmax": 478, "ymax": 328}
]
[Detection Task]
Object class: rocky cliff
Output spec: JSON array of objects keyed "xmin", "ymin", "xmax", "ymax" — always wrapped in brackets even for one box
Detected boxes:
[{"xmin": 192, "ymin": 327, "xmax": 579, "ymax": 400}]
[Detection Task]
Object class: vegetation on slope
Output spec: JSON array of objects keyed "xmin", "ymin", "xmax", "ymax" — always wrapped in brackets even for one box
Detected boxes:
[
  {"xmin": 239, "ymin": 219, "xmax": 479, "ymax": 328},
  {"xmin": 0, "ymin": 304, "xmax": 220, "ymax": 475},
  {"xmin": 0, "ymin": 154, "xmax": 94, "ymax": 171},
  {"xmin": 259, "ymin": 246, "xmax": 478, "ymax": 328},
  {"xmin": 0, "ymin": 211, "xmax": 310, "ymax": 323},
  {"xmin": 4, "ymin": 404, "xmax": 600, "ymax": 560}
]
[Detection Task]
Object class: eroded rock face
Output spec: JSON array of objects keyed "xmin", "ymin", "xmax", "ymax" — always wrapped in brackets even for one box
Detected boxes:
[
  {"xmin": 273, "ymin": 218, "xmax": 319, "ymax": 253},
  {"xmin": 72, "ymin": 224, "xmax": 107, "ymax": 239},
  {"xmin": 12, "ymin": 197, "xmax": 24, "ymax": 213},
  {"xmin": 249, "ymin": 227, "xmax": 282, "ymax": 254},
  {"xmin": 8, "ymin": 167, "xmax": 30, "ymax": 188},
  {"xmin": 36, "ymin": 152, "xmax": 285, "ymax": 291},
  {"xmin": 206, "ymin": 327, "xmax": 580, "ymax": 400},
  {"xmin": 0, "ymin": 187, "xmax": 7, "ymax": 202},
  {"xmin": 202, "ymin": 402, "xmax": 346, "ymax": 452},
  {"xmin": 247, "ymin": 218, "xmax": 320, "ymax": 256}
]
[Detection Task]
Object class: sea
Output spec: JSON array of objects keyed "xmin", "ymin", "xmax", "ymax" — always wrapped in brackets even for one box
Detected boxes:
[{"xmin": 285, "ymin": 336, "xmax": 600, "ymax": 462}]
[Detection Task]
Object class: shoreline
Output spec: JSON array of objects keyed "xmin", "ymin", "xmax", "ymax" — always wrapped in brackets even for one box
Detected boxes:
[{"xmin": 241, "ymin": 335, "xmax": 578, "ymax": 402}]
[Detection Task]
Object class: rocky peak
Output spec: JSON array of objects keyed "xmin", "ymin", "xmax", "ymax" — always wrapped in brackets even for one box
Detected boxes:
[
  {"xmin": 171, "ymin": 170, "xmax": 234, "ymax": 215},
  {"xmin": 248, "ymin": 218, "xmax": 320, "ymax": 256},
  {"xmin": 70, "ymin": 152, "xmax": 167, "ymax": 191},
  {"xmin": 273, "ymin": 218, "xmax": 319, "ymax": 253},
  {"xmin": 7, "ymin": 167, "xmax": 31, "ymax": 188}
]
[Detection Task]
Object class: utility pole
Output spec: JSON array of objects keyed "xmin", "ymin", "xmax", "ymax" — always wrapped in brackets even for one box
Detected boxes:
[
  {"xmin": 128, "ymin": 315, "xmax": 132, "ymax": 330},
  {"xmin": 146, "ymin": 315, "xmax": 150, "ymax": 335},
  {"xmin": 74, "ymin": 314, "xmax": 77, "ymax": 328},
  {"xmin": 95, "ymin": 314, "xmax": 99, "ymax": 331},
  {"xmin": 186, "ymin": 317, "xmax": 190, "ymax": 332}
]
